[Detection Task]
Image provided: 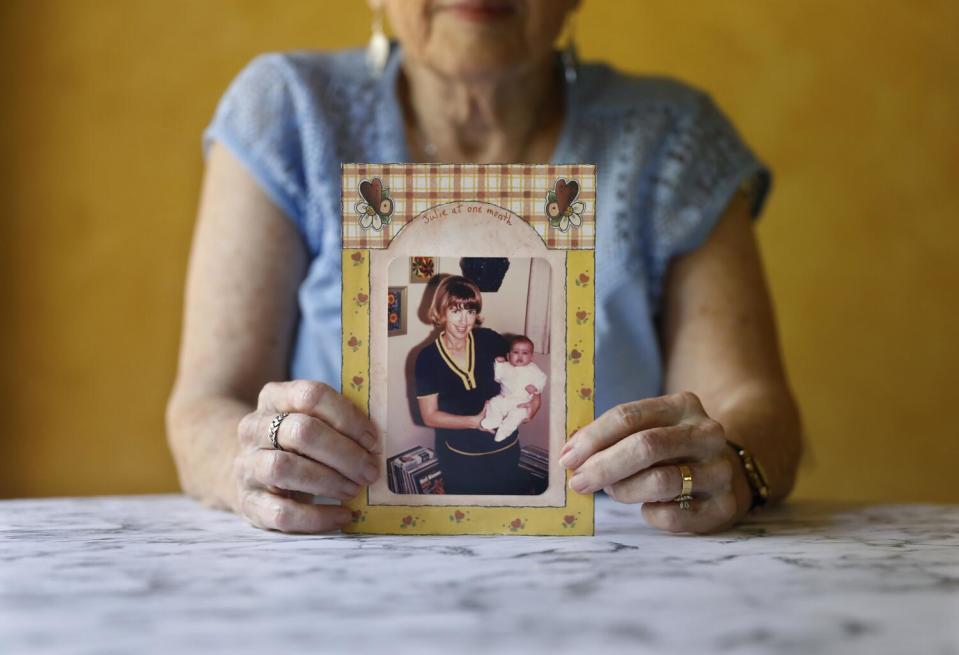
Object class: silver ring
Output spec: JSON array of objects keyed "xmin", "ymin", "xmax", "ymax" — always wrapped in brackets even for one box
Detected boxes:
[
  {"xmin": 675, "ymin": 494, "xmax": 693, "ymax": 511},
  {"xmin": 269, "ymin": 412, "xmax": 290, "ymax": 450}
]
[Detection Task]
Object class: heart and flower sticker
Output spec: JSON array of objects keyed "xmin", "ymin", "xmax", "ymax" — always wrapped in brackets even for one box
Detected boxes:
[
  {"xmin": 545, "ymin": 178, "xmax": 586, "ymax": 232},
  {"xmin": 354, "ymin": 177, "xmax": 394, "ymax": 231},
  {"xmin": 357, "ymin": 176, "xmax": 583, "ymax": 233}
]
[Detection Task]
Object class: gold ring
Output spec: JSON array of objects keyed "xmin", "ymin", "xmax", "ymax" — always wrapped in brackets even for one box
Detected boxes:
[
  {"xmin": 674, "ymin": 464, "xmax": 694, "ymax": 510},
  {"xmin": 678, "ymin": 464, "xmax": 693, "ymax": 497}
]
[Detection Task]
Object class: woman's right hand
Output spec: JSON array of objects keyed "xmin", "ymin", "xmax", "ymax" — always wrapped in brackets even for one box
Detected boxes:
[
  {"xmin": 234, "ymin": 380, "xmax": 381, "ymax": 533},
  {"xmin": 475, "ymin": 400, "xmax": 493, "ymax": 432}
]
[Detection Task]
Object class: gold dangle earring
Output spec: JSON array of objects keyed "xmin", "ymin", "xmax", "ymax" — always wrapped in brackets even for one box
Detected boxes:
[
  {"xmin": 367, "ymin": 3, "xmax": 390, "ymax": 78},
  {"xmin": 560, "ymin": 15, "xmax": 579, "ymax": 85}
]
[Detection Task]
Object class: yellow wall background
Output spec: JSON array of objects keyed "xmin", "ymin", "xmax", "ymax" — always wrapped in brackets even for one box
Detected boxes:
[{"xmin": 2, "ymin": 1, "xmax": 956, "ymax": 502}]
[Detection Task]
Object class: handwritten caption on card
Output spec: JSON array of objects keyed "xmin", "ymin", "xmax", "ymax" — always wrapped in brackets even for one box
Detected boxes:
[{"xmin": 420, "ymin": 201, "xmax": 514, "ymax": 226}]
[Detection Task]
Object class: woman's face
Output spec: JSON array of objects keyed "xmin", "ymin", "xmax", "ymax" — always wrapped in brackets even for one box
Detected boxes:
[
  {"xmin": 444, "ymin": 304, "xmax": 478, "ymax": 339},
  {"xmin": 377, "ymin": 0, "xmax": 580, "ymax": 79}
]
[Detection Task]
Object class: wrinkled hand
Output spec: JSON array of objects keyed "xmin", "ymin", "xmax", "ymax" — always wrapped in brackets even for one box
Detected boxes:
[
  {"xmin": 559, "ymin": 391, "xmax": 747, "ymax": 534},
  {"xmin": 234, "ymin": 380, "xmax": 381, "ymax": 533}
]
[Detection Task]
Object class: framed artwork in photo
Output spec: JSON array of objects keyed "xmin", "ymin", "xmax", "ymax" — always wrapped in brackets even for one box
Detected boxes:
[
  {"xmin": 387, "ymin": 286, "xmax": 407, "ymax": 337},
  {"xmin": 409, "ymin": 256, "xmax": 436, "ymax": 283},
  {"xmin": 342, "ymin": 163, "xmax": 596, "ymax": 535}
]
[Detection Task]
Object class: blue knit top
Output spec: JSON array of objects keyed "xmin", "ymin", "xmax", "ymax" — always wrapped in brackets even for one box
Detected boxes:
[{"xmin": 203, "ymin": 45, "xmax": 770, "ymax": 415}]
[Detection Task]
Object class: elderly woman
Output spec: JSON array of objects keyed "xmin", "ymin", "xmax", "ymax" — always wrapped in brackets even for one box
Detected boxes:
[
  {"xmin": 166, "ymin": 0, "xmax": 801, "ymax": 534},
  {"xmin": 414, "ymin": 275, "xmax": 540, "ymax": 495}
]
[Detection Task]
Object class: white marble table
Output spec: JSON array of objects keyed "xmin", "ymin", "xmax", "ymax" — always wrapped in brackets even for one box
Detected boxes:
[{"xmin": 1, "ymin": 495, "xmax": 957, "ymax": 655}]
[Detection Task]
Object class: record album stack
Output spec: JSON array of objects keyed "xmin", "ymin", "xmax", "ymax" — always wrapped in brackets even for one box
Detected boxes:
[{"xmin": 387, "ymin": 446, "xmax": 445, "ymax": 495}]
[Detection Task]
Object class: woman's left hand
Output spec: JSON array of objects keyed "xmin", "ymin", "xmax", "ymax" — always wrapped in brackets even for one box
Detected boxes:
[
  {"xmin": 559, "ymin": 391, "xmax": 748, "ymax": 534},
  {"xmin": 516, "ymin": 392, "xmax": 542, "ymax": 425}
]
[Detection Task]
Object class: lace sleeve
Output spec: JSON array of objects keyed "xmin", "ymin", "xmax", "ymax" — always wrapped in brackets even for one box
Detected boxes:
[
  {"xmin": 202, "ymin": 54, "xmax": 308, "ymax": 231},
  {"xmin": 644, "ymin": 92, "xmax": 771, "ymax": 311}
]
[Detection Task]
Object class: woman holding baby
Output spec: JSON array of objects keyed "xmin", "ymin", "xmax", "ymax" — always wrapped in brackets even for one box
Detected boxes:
[
  {"xmin": 167, "ymin": 0, "xmax": 802, "ymax": 534},
  {"xmin": 415, "ymin": 275, "xmax": 541, "ymax": 495}
]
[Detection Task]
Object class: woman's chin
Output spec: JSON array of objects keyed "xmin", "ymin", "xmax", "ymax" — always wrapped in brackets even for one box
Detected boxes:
[{"xmin": 420, "ymin": 42, "xmax": 539, "ymax": 80}]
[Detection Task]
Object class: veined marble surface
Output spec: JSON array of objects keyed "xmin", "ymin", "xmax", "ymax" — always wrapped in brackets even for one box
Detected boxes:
[{"xmin": 0, "ymin": 495, "xmax": 957, "ymax": 655}]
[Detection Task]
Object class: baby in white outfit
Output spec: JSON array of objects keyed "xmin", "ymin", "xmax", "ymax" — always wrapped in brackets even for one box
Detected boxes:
[{"xmin": 481, "ymin": 336, "xmax": 548, "ymax": 442}]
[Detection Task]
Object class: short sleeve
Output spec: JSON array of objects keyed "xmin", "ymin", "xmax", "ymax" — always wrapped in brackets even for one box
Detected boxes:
[
  {"xmin": 203, "ymin": 54, "xmax": 308, "ymax": 230},
  {"xmin": 644, "ymin": 92, "xmax": 772, "ymax": 310},
  {"xmin": 415, "ymin": 348, "xmax": 440, "ymax": 398}
]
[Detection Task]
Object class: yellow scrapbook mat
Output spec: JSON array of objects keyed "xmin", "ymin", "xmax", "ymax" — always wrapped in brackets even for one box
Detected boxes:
[{"xmin": 341, "ymin": 164, "xmax": 595, "ymax": 535}]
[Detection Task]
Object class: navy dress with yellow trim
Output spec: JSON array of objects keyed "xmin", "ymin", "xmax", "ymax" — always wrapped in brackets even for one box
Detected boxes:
[{"xmin": 415, "ymin": 327, "xmax": 527, "ymax": 494}]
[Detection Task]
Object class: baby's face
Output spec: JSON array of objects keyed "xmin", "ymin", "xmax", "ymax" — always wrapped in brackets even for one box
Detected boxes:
[{"xmin": 508, "ymin": 342, "xmax": 533, "ymax": 367}]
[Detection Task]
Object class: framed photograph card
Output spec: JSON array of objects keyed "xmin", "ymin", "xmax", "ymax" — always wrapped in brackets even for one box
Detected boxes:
[{"xmin": 341, "ymin": 164, "xmax": 595, "ymax": 535}]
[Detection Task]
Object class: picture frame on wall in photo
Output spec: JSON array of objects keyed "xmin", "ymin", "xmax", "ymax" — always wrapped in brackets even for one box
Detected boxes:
[
  {"xmin": 387, "ymin": 286, "xmax": 407, "ymax": 337},
  {"xmin": 409, "ymin": 256, "xmax": 436, "ymax": 283},
  {"xmin": 342, "ymin": 163, "xmax": 595, "ymax": 535}
]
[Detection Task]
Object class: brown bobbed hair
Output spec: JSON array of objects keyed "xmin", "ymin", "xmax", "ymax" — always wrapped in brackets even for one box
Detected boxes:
[{"xmin": 429, "ymin": 275, "xmax": 484, "ymax": 327}]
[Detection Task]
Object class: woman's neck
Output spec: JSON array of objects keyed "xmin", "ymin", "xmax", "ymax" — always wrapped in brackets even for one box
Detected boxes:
[
  {"xmin": 399, "ymin": 57, "xmax": 564, "ymax": 163},
  {"xmin": 442, "ymin": 330, "xmax": 467, "ymax": 353}
]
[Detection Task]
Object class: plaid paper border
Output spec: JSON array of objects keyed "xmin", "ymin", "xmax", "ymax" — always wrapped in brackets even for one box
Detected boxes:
[{"xmin": 342, "ymin": 164, "xmax": 596, "ymax": 250}]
